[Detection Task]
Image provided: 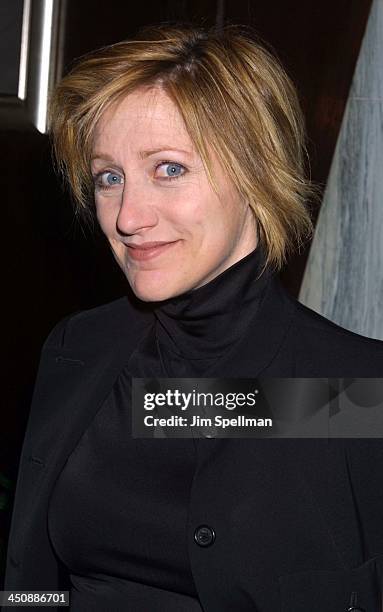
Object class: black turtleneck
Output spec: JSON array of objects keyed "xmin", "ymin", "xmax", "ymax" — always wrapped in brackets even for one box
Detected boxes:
[
  {"xmin": 47, "ymin": 245, "xmax": 273, "ymax": 611},
  {"xmin": 153, "ymin": 246, "xmax": 271, "ymax": 377}
]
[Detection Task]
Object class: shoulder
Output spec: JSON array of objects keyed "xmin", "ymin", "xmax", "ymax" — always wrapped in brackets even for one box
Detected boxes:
[
  {"xmin": 43, "ymin": 295, "xmax": 154, "ymax": 353},
  {"xmin": 285, "ymin": 293, "xmax": 383, "ymax": 375},
  {"xmin": 292, "ymin": 297, "xmax": 383, "ymax": 351}
]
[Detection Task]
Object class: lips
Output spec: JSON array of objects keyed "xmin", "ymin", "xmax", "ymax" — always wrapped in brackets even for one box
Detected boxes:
[
  {"xmin": 129, "ymin": 241, "xmax": 171, "ymax": 249},
  {"xmin": 126, "ymin": 241, "xmax": 178, "ymax": 261}
]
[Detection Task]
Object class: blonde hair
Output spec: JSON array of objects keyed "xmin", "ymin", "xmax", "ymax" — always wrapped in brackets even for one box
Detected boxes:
[{"xmin": 49, "ymin": 23, "xmax": 315, "ymax": 271}]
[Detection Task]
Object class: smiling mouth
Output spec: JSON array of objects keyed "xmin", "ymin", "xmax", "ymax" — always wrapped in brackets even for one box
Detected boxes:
[{"xmin": 126, "ymin": 241, "xmax": 179, "ymax": 261}]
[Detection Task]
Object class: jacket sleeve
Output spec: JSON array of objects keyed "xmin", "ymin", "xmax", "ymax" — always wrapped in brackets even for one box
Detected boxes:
[{"xmin": 3, "ymin": 316, "xmax": 75, "ymax": 606}]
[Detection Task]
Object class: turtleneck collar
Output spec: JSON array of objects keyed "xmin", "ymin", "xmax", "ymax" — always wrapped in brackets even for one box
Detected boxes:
[{"xmin": 154, "ymin": 246, "xmax": 274, "ymax": 373}]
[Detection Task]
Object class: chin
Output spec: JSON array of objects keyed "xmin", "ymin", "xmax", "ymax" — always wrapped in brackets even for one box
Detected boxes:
[
  {"xmin": 128, "ymin": 272, "xmax": 189, "ymax": 303},
  {"xmin": 132, "ymin": 287, "xmax": 172, "ymax": 303}
]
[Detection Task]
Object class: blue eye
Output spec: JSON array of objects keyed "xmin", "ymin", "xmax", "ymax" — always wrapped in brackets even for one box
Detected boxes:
[
  {"xmin": 155, "ymin": 162, "xmax": 186, "ymax": 180},
  {"xmin": 94, "ymin": 171, "xmax": 124, "ymax": 191},
  {"xmin": 106, "ymin": 172, "xmax": 123, "ymax": 185},
  {"xmin": 166, "ymin": 163, "xmax": 182, "ymax": 177}
]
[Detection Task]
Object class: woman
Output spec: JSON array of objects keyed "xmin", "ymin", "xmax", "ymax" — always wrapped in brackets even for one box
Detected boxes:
[{"xmin": 4, "ymin": 23, "xmax": 383, "ymax": 612}]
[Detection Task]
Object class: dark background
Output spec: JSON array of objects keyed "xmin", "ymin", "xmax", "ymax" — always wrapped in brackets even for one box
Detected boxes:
[
  {"xmin": 0, "ymin": 0, "xmax": 372, "ymax": 581},
  {"xmin": 0, "ymin": 0, "xmax": 24, "ymax": 95}
]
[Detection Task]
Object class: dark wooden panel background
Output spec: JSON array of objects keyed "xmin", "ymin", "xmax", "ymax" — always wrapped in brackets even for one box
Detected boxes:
[{"xmin": 0, "ymin": 0, "xmax": 372, "ymax": 582}]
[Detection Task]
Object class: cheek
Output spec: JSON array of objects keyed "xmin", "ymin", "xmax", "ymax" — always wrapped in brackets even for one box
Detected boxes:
[
  {"xmin": 220, "ymin": 195, "xmax": 247, "ymax": 232},
  {"xmin": 187, "ymin": 202, "xmax": 206, "ymax": 227},
  {"xmin": 95, "ymin": 198, "xmax": 106, "ymax": 225},
  {"xmin": 193, "ymin": 199, "xmax": 233, "ymax": 239},
  {"xmin": 95, "ymin": 199, "xmax": 118, "ymax": 234},
  {"xmin": 173, "ymin": 179, "xmax": 217, "ymax": 229},
  {"xmin": 159, "ymin": 197, "xmax": 207, "ymax": 243},
  {"xmin": 185, "ymin": 189, "xmax": 221, "ymax": 227}
]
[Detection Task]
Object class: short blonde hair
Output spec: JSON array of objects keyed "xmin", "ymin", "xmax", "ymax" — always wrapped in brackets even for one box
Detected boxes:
[{"xmin": 49, "ymin": 23, "xmax": 315, "ymax": 271}]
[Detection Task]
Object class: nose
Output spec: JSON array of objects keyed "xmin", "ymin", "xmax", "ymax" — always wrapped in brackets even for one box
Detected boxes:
[{"xmin": 116, "ymin": 185, "xmax": 159, "ymax": 236}]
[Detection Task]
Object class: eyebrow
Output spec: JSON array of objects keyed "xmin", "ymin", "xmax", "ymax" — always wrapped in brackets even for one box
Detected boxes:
[
  {"xmin": 139, "ymin": 147, "xmax": 193, "ymax": 159},
  {"xmin": 91, "ymin": 153, "xmax": 115, "ymax": 162},
  {"xmin": 91, "ymin": 147, "xmax": 193, "ymax": 162}
]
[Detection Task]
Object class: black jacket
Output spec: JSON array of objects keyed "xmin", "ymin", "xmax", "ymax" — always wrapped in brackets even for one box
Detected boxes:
[{"xmin": 4, "ymin": 274, "xmax": 383, "ymax": 611}]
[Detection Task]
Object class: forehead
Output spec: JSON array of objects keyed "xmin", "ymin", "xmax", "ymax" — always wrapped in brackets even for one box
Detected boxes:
[{"xmin": 93, "ymin": 87, "xmax": 194, "ymax": 152}]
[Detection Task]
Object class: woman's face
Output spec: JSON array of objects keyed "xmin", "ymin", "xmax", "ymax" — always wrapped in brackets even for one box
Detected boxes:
[{"xmin": 91, "ymin": 87, "xmax": 258, "ymax": 302}]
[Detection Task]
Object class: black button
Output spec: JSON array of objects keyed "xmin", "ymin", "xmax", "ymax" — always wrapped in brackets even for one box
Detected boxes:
[
  {"xmin": 347, "ymin": 591, "xmax": 365, "ymax": 612},
  {"xmin": 194, "ymin": 525, "xmax": 216, "ymax": 547}
]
